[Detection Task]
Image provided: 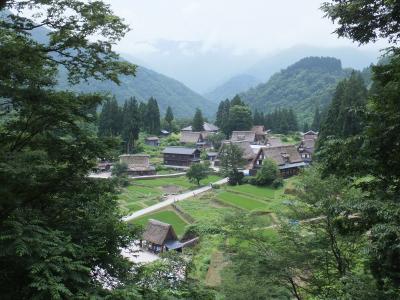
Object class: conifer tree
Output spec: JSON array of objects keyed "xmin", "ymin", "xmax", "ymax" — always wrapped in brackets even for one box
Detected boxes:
[
  {"xmin": 192, "ymin": 108, "xmax": 205, "ymax": 131},
  {"xmin": 145, "ymin": 97, "xmax": 161, "ymax": 134},
  {"xmin": 121, "ymin": 97, "xmax": 140, "ymax": 153},
  {"xmin": 311, "ymin": 106, "xmax": 321, "ymax": 131},
  {"xmin": 164, "ymin": 106, "xmax": 174, "ymax": 131}
]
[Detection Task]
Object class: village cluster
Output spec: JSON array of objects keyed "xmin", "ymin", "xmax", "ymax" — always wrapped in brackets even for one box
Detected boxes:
[
  {"xmin": 94, "ymin": 123, "xmax": 319, "ymax": 258},
  {"xmin": 97, "ymin": 122, "xmax": 317, "ymax": 179}
]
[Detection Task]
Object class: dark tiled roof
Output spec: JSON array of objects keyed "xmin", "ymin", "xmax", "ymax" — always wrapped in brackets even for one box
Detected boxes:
[{"xmin": 162, "ymin": 147, "xmax": 198, "ymax": 155}]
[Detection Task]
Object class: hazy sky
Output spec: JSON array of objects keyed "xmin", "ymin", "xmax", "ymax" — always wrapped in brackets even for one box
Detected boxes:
[{"xmin": 105, "ymin": 0, "xmax": 385, "ymax": 56}]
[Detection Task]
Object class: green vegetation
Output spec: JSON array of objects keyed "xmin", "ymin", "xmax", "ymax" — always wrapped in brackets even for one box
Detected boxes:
[
  {"xmin": 216, "ymin": 191, "xmax": 268, "ymax": 211},
  {"xmin": 241, "ymin": 56, "xmax": 351, "ymax": 123},
  {"xmin": 132, "ymin": 210, "xmax": 188, "ymax": 237}
]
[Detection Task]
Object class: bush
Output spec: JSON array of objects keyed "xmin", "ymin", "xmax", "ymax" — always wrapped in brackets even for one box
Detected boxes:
[
  {"xmin": 112, "ymin": 162, "xmax": 128, "ymax": 177},
  {"xmin": 281, "ymin": 136, "xmax": 289, "ymax": 142},
  {"xmin": 255, "ymin": 159, "xmax": 280, "ymax": 186},
  {"xmin": 228, "ymin": 170, "xmax": 244, "ymax": 186},
  {"xmin": 272, "ymin": 177, "xmax": 284, "ymax": 188},
  {"xmin": 211, "ymin": 183, "xmax": 221, "ymax": 189}
]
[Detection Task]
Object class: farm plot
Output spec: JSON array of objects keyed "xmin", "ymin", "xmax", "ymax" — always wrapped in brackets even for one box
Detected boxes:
[{"xmin": 216, "ymin": 191, "xmax": 268, "ymax": 211}]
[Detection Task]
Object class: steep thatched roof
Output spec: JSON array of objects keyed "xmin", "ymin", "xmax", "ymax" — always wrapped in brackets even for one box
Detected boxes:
[
  {"xmin": 266, "ymin": 137, "xmax": 283, "ymax": 147},
  {"xmin": 182, "ymin": 122, "xmax": 219, "ymax": 132},
  {"xmin": 299, "ymin": 139, "xmax": 316, "ymax": 154},
  {"xmin": 180, "ymin": 131, "xmax": 203, "ymax": 144},
  {"xmin": 230, "ymin": 131, "xmax": 256, "ymax": 143},
  {"xmin": 220, "ymin": 140, "xmax": 255, "ymax": 161},
  {"xmin": 142, "ymin": 219, "xmax": 178, "ymax": 246},
  {"xmin": 255, "ymin": 145, "xmax": 303, "ymax": 166},
  {"xmin": 119, "ymin": 154, "xmax": 154, "ymax": 171}
]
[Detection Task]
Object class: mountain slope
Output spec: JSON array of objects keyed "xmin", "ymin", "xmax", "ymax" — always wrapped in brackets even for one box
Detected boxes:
[
  {"xmin": 57, "ymin": 65, "xmax": 216, "ymax": 118},
  {"xmin": 240, "ymin": 57, "xmax": 352, "ymax": 123},
  {"xmin": 247, "ymin": 45, "xmax": 377, "ymax": 82},
  {"xmin": 25, "ymin": 21, "xmax": 216, "ymax": 118},
  {"xmin": 204, "ymin": 74, "xmax": 260, "ymax": 103}
]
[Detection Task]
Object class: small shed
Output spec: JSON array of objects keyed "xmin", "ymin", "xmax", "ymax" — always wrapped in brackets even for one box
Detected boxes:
[
  {"xmin": 145, "ymin": 136, "xmax": 160, "ymax": 147},
  {"xmin": 142, "ymin": 219, "xmax": 179, "ymax": 253}
]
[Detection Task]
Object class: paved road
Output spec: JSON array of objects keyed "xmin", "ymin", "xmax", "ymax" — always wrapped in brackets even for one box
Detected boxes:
[{"xmin": 122, "ymin": 177, "xmax": 228, "ymax": 222}]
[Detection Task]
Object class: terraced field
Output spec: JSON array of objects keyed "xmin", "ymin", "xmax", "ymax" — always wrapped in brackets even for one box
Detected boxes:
[{"xmin": 119, "ymin": 175, "xmax": 223, "ymax": 215}]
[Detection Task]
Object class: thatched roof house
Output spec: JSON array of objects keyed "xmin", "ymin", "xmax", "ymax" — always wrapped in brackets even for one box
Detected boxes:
[
  {"xmin": 252, "ymin": 145, "xmax": 306, "ymax": 177},
  {"xmin": 182, "ymin": 122, "xmax": 219, "ymax": 132},
  {"xmin": 298, "ymin": 138, "xmax": 316, "ymax": 164},
  {"xmin": 303, "ymin": 130, "xmax": 318, "ymax": 140},
  {"xmin": 230, "ymin": 131, "xmax": 256, "ymax": 143},
  {"xmin": 180, "ymin": 131, "xmax": 204, "ymax": 144},
  {"xmin": 251, "ymin": 125, "xmax": 267, "ymax": 144},
  {"xmin": 216, "ymin": 140, "xmax": 255, "ymax": 169},
  {"xmin": 266, "ymin": 137, "xmax": 283, "ymax": 147},
  {"xmin": 119, "ymin": 154, "xmax": 156, "ymax": 176}
]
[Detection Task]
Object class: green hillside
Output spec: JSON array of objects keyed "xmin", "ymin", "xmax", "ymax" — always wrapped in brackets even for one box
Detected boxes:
[
  {"xmin": 57, "ymin": 65, "xmax": 216, "ymax": 117},
  {"xmin": 204, "ymin": 74, "xmax": 260, "ymax": 103},
  {"xmin": 27, "ymin": 22, "xmax": 216, "ymax": 118},
  {"xmin": 240, "ymin": 57, "xmax": 352, "ymax": 122}
]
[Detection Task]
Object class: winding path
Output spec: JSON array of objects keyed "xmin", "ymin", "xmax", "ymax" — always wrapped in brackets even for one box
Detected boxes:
[{"xmin": 122, "ymin": 177, "xmax": 228, "ymax": 222}]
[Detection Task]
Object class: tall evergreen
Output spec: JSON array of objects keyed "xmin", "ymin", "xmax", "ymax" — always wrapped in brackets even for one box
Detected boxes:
[
  {"xmin": 230, "ymin": 94, "xmax": 245, "ymax": 106},
  {"xmin": 311, "ymin": 106, "xmax": 321, "ymax": 131},
  {"xmin": 98, "ymin": 98, "xmax": 122, "ymax": 137},
  {"xmin": 138, "ymin": 101, "xmax": 147, "ymax": 130},
  {"xmin": 164, "ymin": 106, "xmax": 174, "ymax": 131},
  {"xmin": 319, "ymin": 72, "xmax": 367, "ymax": 145},
  {"xmin": 192, "ymin": 108, "xmax": 205, "ymax": 131},
  {"xmin": 145, "ymin": 97, "xmax": 161, "ymax": 135},
  {"xmin": 121, "ymin": 97, "xmax": 140, "ymax": 154}
]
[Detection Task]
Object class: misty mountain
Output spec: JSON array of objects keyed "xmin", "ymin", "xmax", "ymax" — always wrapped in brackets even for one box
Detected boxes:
[
  {"xmin": 246, "ymin": 45, "xmax": 377, "ymax": 82},
  {"xmin": 25, "ymin": 23, "xmax": 216, "ymax": 118},
  {"xmin": 240, "ymin": 57, "xmax": 352, "ymax": 123},
  {"xmin": 204, "ymin": 74, "xmax": 260, "ymax": 103},
  {"xmin": 57, "ymin": 66, "xmax": 217, "ymax": 118}
]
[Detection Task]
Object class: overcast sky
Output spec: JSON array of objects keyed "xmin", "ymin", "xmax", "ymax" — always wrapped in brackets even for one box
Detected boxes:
[{"xmin": 104, "ymin": 0, "xmax": 385, "ymax": 56}]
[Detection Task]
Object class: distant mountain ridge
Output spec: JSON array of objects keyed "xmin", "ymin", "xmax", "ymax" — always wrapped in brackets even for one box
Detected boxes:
[
  {"xmin": 24, "ymin": 20, "xmax": 216, "ymax": 118},
  {"xmin": 204, "ymin": 74, "xmax": 260, "ymax": 103},
  {"xmin": 240, "ymin": 56, "xmax": 352, "ymax": 123}
]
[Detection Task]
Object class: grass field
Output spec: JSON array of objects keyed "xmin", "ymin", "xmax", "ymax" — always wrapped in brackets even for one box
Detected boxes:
[
  {"xmin": 119, "ymin": 174, "xmax": 222, "ymax": 215},
  {"xmin": 217, "ymin": 191, "xmax": 268, "ymax": 211},
  {"xmin": 131, "ymin": 209, "xmax": 188, "ymax": 237}
]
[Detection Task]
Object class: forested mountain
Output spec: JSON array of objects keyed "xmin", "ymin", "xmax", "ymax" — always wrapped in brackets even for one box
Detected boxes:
[
  {"xmin": 27, "ymin": 22, "xmax": 216, "ymax": 118},
  {"xmin": 240, "ymin": 56, "xmax": 352, "ymax": 122},
  {"xmin": 57, "ymin": 65, "xmax": 216, "ymax": 118},
  {"xmin": 204, "ymin": 74, "xmax": 260, "ymax": 103}
]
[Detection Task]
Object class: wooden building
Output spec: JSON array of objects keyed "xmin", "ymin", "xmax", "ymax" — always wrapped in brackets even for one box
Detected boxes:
[
  {"xmin": 252, "ymin": 145, "xmax": 306, "ymax": 177},
  {"xmin": 119, "ymin": 154, "xmax": 156, "ymax": 176},
  {"xmin": 230, "ymin": 131, "xmax": 257, "ymax": 144},
  {"xmin": 181, "ymin": 122, "xmax": 219, "ymax": 133},
  {"xmin": 216, "ymin": 140, "xmax": 256, "ymax": 169},
  {"xmin": 303, "ymin": 130, "xmax": 318, "ymax": 140},
  {"xmin": 180, "ymin": 131, "xmax": 204, "ymax": 146},
  {"xmin": 162, "ymin": 147, "xmax": 201, "ymax": 167},
  {"xmin": 251, "ymin": 125, "xmax": 267, "ymax": 144},
  {"xmin": 298, "ymin": 138, "xmax": 316, "ymax": 164},
  {"xmin": 145, "ymin": 136, "xmax": 160, "ymax": 147},
  {"xmin": 141, "ymin": 219, "xmax": 199, "ymax": 253}
]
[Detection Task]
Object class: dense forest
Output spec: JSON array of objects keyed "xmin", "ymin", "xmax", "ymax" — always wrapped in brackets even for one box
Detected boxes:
[{"xmin": 240, "ymin": 56, "xmax": 352, "ymax": 123}]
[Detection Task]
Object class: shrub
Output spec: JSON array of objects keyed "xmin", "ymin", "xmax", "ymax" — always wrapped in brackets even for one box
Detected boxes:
[
  {"xmin": 272, "ymin": 177, "xmax": 284, "ymax": 188},
  {"xmin": 255, "ymin": 158, "xmax": 280, "ymax": 186},
  {"xmin": 281, "ymin": 136, "xmax": 289, "ymax": 142},
  {"xmin": 112, "ymin": 162, "xmax": 128, "ymax": 177},
  {"xmin": 211, "ymin": 184, "xmax": 221, "ymax": 189}
]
